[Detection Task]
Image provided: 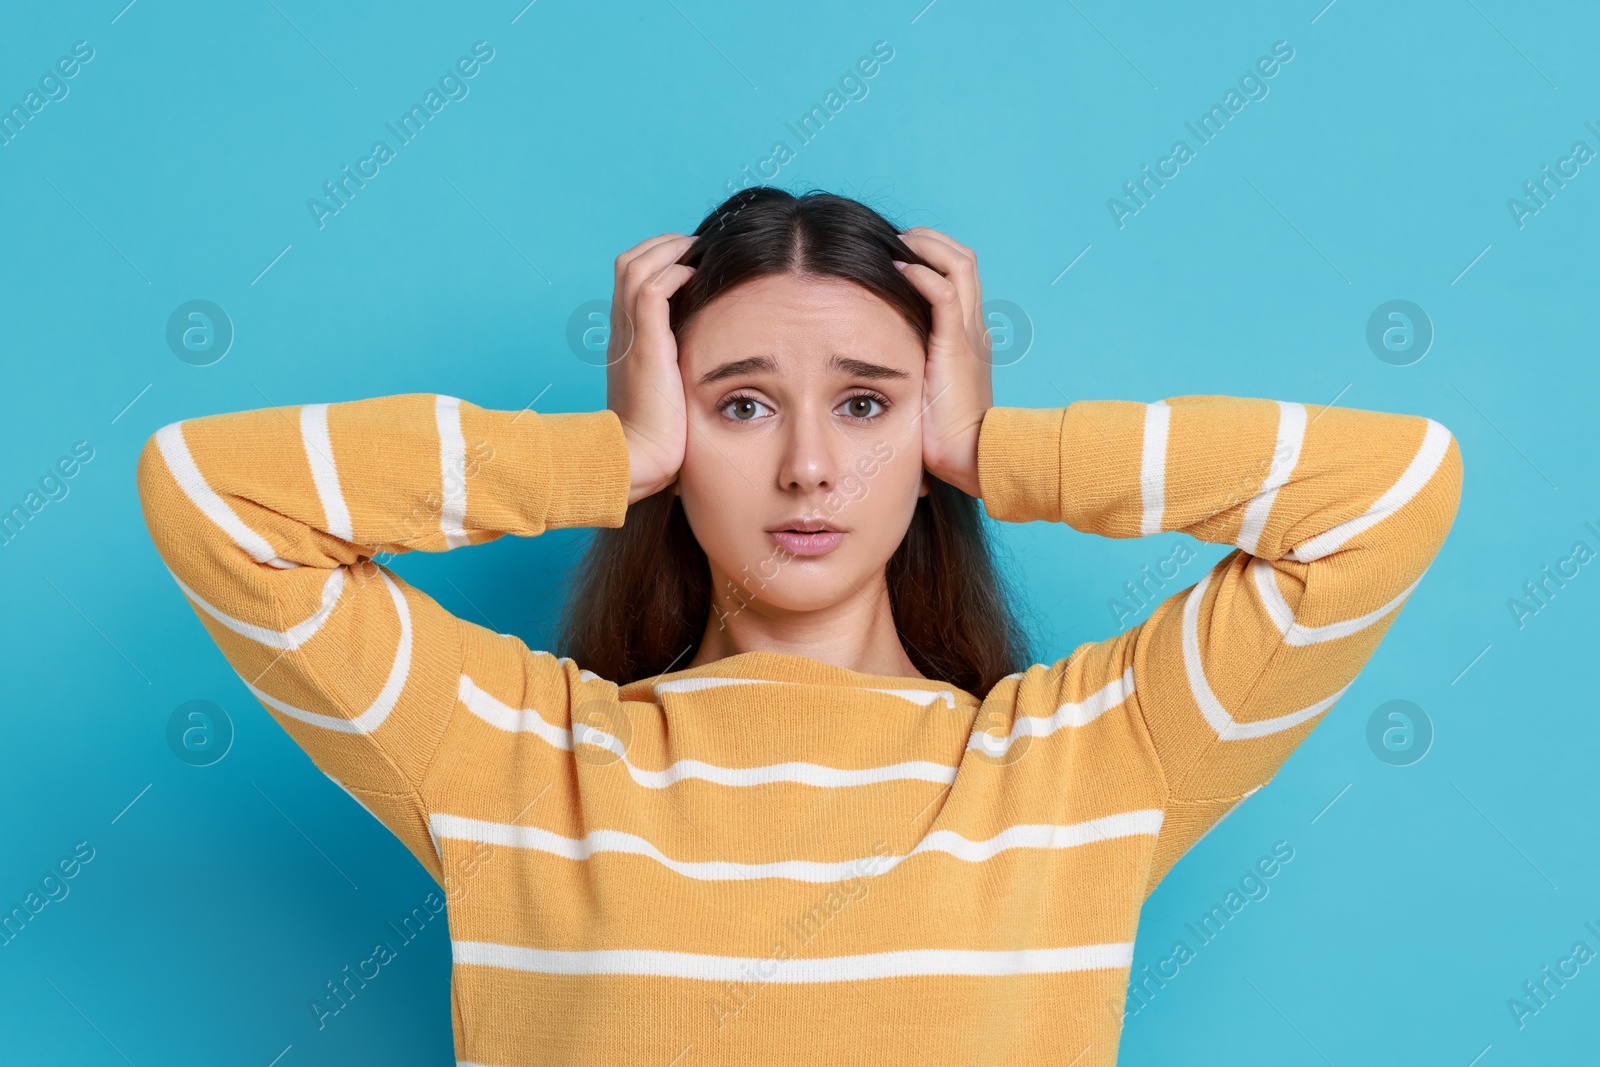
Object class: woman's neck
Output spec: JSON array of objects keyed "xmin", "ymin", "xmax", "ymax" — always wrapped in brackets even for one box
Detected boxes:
[{"xmin": 686, "ymin": 581, "xmax": 925, "ymax": 680}]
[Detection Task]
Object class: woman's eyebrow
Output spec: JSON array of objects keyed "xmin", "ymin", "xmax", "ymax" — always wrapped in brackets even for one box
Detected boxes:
[
  {"xmin": 696, "ymin": 353, "xmax": 911, "ymax": 387},
  {"xmin": 832, "ymin": 355, "xmax": 911, "ymax": 382},
  {"xmin": 697, "ymin": 355, "xmax": 776, "ymax": 386}
]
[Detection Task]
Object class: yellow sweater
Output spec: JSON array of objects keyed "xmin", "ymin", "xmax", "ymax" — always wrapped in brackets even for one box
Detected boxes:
[{"xmin": 135, "ymin": 392, "xmax": 1461, "ymax": 1066}]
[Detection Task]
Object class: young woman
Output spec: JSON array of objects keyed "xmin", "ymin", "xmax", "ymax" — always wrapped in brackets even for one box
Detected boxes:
[{"xmin": 136, "ymin": 187, "xmax": 1462, "ymax": 1065}]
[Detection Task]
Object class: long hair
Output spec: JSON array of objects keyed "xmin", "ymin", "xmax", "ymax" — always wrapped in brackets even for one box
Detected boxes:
[{"xmin": 554, "ymin": 186, "xmax": 1034, "ymax": 696}]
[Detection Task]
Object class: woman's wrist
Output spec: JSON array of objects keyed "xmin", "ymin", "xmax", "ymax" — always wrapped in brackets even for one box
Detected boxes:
[
  {"xmin": 924, "ymin": 410, "xmax": 987, "ymax": 498},
  {"xmin": 622, "ymin": 422, "xmax": 680, "ymax": 505}
]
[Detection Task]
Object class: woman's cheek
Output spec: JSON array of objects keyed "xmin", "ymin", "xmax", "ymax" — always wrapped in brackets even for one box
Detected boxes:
[{"xmin": 676, "ymin": 475, "xmax": 739, "ymax": 565}]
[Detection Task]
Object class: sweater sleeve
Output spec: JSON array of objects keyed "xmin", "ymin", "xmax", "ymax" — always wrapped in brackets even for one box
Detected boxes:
[
  {"xmin": 135, "ymin": 393, "xmax": 631, "ymax": 884},
  {"xmin": 976, "ymin": 395, "xmax": 1463, "ymax": 897}
]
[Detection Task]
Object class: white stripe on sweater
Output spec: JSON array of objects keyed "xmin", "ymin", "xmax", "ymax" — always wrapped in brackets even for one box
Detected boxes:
[
  {"xmin": 299, "ymin": 403, "xmax": 353, "ymax": 541},
  {"xmin": 168, "ymin": 564, "xmax": 345, "ymax": 650},
  {"xmin": 1286, "ymin": 418, "xmax": 1453, "ymax": 563},
  {"xmin": 435, "ymin": 395, "xmax": 470, "ymax": 548},
  {"xmin": 1235, "ymin": 401, "xmax": 1306, "ymax": 556},
  {"xmin": 655, "ymin": 674, "xmax": 961, "ymax": 709},
  {"xmin": 429, "ymin": 809, "xmax": 1162, "ymax": 883},
  {"xmin": 967, "ymin": 667, "xmax": 1134, "ymax": 758},
  {"xmin": 1176, "ymin": 564, "xmax": 1351, "ymax": 740},
  {"xmin": 153, "ymin": 422, "xmax": 299, "ymax": 569},
  {"xmin": 457, "ymin": 675, "xmax": 573, "ymax": 750},
  {"xmin": 1250, "ymin": 557, "xmax": 1428, "ymax": 645},
  {"xmin": 452, "ymin": 939, "xmax": 1135, "ymax": 980},
  {"xmin": 239, "ymin": 570, "xmax": 413, "ymax": 734},
  {"xmin": 1139, "ymin": 401, "xmax": 1170, "ymax": 537},
  {"xmin": 458, "ymin": 675, "xmax": 961, "ymax": 787}
]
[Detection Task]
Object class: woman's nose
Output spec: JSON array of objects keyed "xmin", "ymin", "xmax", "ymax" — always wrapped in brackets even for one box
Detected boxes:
[{"xmin": 776, "ymin": 409, "xmax": 837, "ymax": 493}]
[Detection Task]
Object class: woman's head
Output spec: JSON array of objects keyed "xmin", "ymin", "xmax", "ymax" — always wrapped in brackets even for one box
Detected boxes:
[{"xmin": 557, "ymin": 186, "xmax": 1032, "ymax": 695}]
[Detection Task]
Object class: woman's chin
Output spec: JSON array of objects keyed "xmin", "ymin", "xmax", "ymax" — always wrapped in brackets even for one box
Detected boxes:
[{"xmin": 723, "ymin": 575, "xmax": 869, "ymax": 619}]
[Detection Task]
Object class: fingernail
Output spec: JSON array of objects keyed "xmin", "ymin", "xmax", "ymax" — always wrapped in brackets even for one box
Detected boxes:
[{"xmin": 892, "ymin": 259, "xmax": 908, "ymax": 271}]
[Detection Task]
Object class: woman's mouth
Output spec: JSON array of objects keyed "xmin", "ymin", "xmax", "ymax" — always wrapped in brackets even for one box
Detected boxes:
[{"xmin": 767, "ymin": 527, "xmax": 846, "ymax": 556}]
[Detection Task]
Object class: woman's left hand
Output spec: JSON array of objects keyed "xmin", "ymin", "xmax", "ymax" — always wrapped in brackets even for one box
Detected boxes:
[{"xmin": 894, "ymin": 226, "xmax": 994, "ymax": 499}]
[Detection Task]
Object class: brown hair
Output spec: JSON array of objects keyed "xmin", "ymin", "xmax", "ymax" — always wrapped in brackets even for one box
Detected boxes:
[{"xmin": 555, "ymin": 186, "xmax": 1034, "ymax": 696}]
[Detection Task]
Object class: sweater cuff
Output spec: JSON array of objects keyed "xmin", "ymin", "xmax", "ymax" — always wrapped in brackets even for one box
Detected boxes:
[
  {"xmin": 536, "ymin": 409, "xmax": 632, "ymax": 530},
  {"xmin": 976, "ymin": 406, "xmax": 1064, "ymax": 524}
]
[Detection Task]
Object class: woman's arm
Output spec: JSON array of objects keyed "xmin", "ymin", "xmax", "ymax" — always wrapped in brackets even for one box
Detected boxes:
[
  {"xmin": 135, "ymin": 393, "xmax": 631, "ymax": 882},
  {"xmin": 976, "ymin": 395, "xmax": 1463, "ymax": 895}
]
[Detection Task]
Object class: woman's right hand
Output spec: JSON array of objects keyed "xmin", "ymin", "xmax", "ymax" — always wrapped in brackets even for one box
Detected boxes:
[{"xmin": 605, "ymin": 233, "xmax": 698, "ymax": 505}]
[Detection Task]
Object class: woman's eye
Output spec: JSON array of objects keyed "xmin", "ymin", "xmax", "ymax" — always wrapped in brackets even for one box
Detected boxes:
[
  {"xmin": 840, "ymin": 395, "xmax": 885, "ymax": 419},
  {"xmin": 722, "ymin": 396, "xmax": 770, "ymax": 421}
]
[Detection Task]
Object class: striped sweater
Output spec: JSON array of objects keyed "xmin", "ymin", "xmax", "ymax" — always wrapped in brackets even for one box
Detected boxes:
[{"xmin": 135, "ymin": 392, "xmax": 1462, "ymax": 1066}]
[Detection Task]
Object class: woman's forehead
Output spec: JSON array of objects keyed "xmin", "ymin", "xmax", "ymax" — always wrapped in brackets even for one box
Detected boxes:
[{"xmin": 681, "ymin": 275, "xmax": 922, "ymax": 369}]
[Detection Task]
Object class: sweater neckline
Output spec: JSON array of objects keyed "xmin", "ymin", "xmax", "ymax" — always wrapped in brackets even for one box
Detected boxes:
[{"xmin": 617, "ymin": 649, "xmax": 983, "ymax": 708}]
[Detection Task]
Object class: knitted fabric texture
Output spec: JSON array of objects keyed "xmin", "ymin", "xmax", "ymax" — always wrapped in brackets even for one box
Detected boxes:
[{"xmin": 136, "ymin": 392, "xmax": 1462, "ymax": 1066}]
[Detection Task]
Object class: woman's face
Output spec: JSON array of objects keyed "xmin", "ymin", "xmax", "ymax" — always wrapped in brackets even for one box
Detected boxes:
[{"xmin": 673, "ymin": 271, "xmax": 929, "ymax": 625}]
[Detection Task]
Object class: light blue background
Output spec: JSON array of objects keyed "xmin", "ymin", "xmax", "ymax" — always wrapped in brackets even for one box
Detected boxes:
[{"xmin": 2, "ymin": 1, "xmax": 1595, "ymax": 1063}]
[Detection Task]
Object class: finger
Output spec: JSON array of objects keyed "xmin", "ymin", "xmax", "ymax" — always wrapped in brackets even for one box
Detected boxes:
[
  {"xmin": 643, "ymin": 260, "xmax": 697, "ymax": 296},
  {"xmin": 619, "ymin": 262, "xmax": 696, "ymax": 364},
  {"xmin": 614, "ymin": 234, "xmax": 686, "ymax": 279},
  {"xmin": 901, "ymin": 225, "xmax": 975, "ymax": 262},
  {"xmin": 617, "ymin": 237, "xmax": 697, "ymax": 317},
  {"xmin": 628, "ymin": 256, "xmax": 696, "ymax": 312},
  {"xmin": 621, "ymin": 233, "xmax": 697, "ymax": 280},
  {"xmin": 619, "ymin": 232, "xmax": 692, "ymax": 261},
  {"xmin": 898, "ymin": 233, "xmax": 979, "ymax": 322},
  {"xmin": 898, "ymin": 230, "xmax": 976, "ymax": 283},
  {"xmin": 895, "ymin": 262, "xmax": 964, "ymax": 353},
  {"xmin": 616, "ymin": 233, "xmax": 697, "ymax": 284},
  {"xmin": 634, "ymin": 263, "xmax": 698, "ymax": 326}
]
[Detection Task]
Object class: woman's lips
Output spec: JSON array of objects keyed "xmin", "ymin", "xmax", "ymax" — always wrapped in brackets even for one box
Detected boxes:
[{"xmin": 767, "ymin": 530, "xmax": 845, "ymax": 556}]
